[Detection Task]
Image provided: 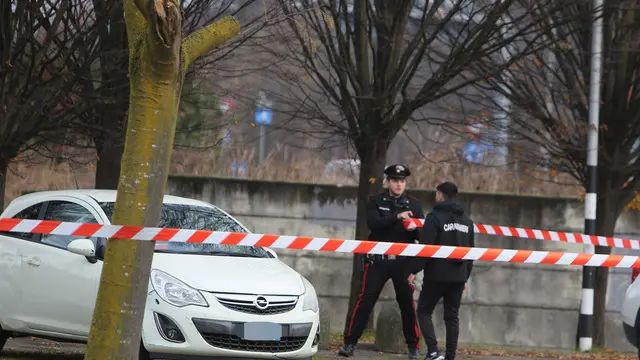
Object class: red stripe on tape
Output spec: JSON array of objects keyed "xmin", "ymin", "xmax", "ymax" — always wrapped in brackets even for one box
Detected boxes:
[
  {"xmin": 475, "ymin": 224, "xmax": 487, "ymax": 233},
  {"xmin": 32, "ymin": 220, "xmax": 62, "ymax": 235},
  {"xmin": 386, "ymin": 243, "xmax": 408, "ymax": 256},
  {"xmin": 450, "ymin": 246, "xmax": 471, "ymax": 259},
  {"xmin": 153, "ymin": 228, "xmax": 180, "ymax": 241},
  {"xmin": 289, "ymin": 237, "xmax": 314, "ymax": 249},
  {"xmin": 540, "ymin": 252, "xmax": 563, "ymax": 264},
  {"xmin": 220, "ymin": 233, "xmax": 246, "ymax": 245},
  {"xmin": 574, "ymin": 233, "xmax": 584, "ymax": 244},
  {"xmin": 571, "ymin": 254, "xmax": 591, "ymax": 266},
  {"xmin": 511, "ymin": 250, "xmax": 533, "ymax": 263},
  {"xmin": 558, "ymin": 231, "xmax": 568, "ymax": 242},
  {"xmin": 319, "ymin": 239, "xmax": 344, "ymax": 252},
  {"xmin": 112, "ymin": 226, "xmax": 143, "ymax": 240},
  {"xmin": 72, "ymin": 224, "xmax": 103, "ymax": 237},
  {"xmin": 525, "ymin": 228, "xmax": 535, "ymax": 240},
  {"xmin": 600, "ymin": 255, "xmax": 623, "ymax": 268},
  {"xmin": 254, "ymin": 235, "xmax": 280, "ymax": 247},
  {"xmin": 186, "ymin": 230, "xmax": 212, "ymax": 243},
  {"xmin": 416, "ymin": 245, "xmax": 439, "ymax": 258},
  {"xmin": 478, "ymin": 248, "xmax": 502, "ymax": 261},
  {"xmin": 0, "ymin": 218, "xmax": 22, "ymax": 231},
  {"xmin": 353, "ymin": 241, "xmax": 377, "ymax": 254}
]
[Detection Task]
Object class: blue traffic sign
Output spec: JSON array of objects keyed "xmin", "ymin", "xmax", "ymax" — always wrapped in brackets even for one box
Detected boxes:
[
  {"xmin": 464, "ymin": 141, "xmax": 491, "ymax": 165},
  {"xmin": 255, "ymin": 106, "xmax": 272, "ymax": 125}
]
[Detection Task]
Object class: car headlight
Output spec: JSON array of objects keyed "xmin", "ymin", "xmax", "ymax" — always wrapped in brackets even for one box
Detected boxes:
[
  {"xmin": 150, "ymin": 269, "xmax": 209, "ymax": 308},
  {"xmin": 301, "ymin": 276, "xmax": 319, "ymax": 313}
]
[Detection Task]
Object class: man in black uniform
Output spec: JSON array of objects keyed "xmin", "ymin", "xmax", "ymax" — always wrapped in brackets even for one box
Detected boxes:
[
  {"xmin": 407, "ymin": 181, "xmax": 474, "ymax": 360},
  {"xmin": 338, "ymin": 164, "xmax": 424, "ymax": 359}
]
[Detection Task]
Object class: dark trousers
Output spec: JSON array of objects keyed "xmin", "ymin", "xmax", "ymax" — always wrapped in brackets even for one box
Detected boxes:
[
  {"xmin": 343, "ymin": 259, "xmax": 420, "ymax": 348},
  {"xmin": 416, "ymin": 281, "xmax": 465, "ymax": 360}
]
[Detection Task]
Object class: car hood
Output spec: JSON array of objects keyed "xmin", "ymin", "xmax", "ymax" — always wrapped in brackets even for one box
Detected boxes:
[{"xmin": 151, "ymin": 253, "xmax": 305, "ymax": 295}]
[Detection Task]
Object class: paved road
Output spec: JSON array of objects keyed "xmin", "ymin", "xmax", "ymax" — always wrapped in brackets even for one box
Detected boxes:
[{"xmin": 0, "ymin": 337, "xmax": 634, "ymax": 360}]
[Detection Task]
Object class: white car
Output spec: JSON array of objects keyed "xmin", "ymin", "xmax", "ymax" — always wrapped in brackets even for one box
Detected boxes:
[
  {"xmin": 621, "ymin": 268, "xmax": 640, "ymax": 357},
  {"xmin": 0, "ymin": 190, "xmax": 320, "ymax": 359}
]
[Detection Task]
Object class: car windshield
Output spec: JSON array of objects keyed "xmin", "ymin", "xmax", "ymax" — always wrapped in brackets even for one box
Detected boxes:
[{"xmin": 99, "ymin": 202, "xmax": 272, "ymax": 258}]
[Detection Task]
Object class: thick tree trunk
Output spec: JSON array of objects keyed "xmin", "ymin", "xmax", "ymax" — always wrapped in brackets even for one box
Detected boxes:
[
  {"xmin": 94, "ymin": 135, "xmax": 125, "ymax": 189},
  {"xmin": 343, "ymin": 140, "xmax": 388, "ymax": 340},
  {"xmin": 0, "ymin": 159, "xmax": 7, "ymax": 212},
  {"xmin": 84, "ymin": 1, "xmax": 239, "ymax": 358}
]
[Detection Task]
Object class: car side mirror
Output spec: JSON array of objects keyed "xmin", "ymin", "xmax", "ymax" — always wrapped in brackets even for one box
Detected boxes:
[{"xmin": 67, "ymin": 239, "xmax": 98, "ymax": 263}]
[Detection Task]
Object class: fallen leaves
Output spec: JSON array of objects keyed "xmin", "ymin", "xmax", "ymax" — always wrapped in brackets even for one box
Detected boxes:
[{"xmin": 459, "ymin": 346, "xmax": 635, "ymax": 360}]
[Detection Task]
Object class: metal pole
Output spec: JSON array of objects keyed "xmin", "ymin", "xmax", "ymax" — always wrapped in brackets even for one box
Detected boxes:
[
  {"xmin": 579, "ymin": 0, "xmax": 603, "ymax": 351},
  {"xmin": 259, "ymin": 124, "xmax": 266, "ymax": 163}
]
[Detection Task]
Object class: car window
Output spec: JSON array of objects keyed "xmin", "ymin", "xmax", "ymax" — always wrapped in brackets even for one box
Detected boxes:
[
  {"xmin": 1, "ymin": 203, "xmax": 42, "ymax": 240},
  {"xmin": 41, "ymin": 201, "xmax": 101, "ymax": 250},
  {"xmin": 99, "ymin": 202, "xmax": 272, "ymax": 258}
]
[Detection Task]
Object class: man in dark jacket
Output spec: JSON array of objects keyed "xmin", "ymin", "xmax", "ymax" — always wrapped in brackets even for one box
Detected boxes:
[
  {"xmin": 407, "ymin": 181, "xmax": 474, "ymax": 360},
  {"xmin": 338, "ymin": 164, "xmax": 424, "ymax": 359}
]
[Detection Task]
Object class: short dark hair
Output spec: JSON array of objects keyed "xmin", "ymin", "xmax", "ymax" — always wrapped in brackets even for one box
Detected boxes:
[{"xmin": 436, "ymin": 181, "xmax": 458, "ymax": 200}]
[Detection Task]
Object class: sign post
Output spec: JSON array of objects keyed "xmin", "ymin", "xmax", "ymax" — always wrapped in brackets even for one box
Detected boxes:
[{"xmin": 255, "ymin": 91, "xmax": 273, "ymax": 163}]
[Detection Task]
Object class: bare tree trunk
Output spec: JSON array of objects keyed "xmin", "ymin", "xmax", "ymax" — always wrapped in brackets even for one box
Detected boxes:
[
  {"xmin": 0, "ymin": 159, "xmax": 7, "ymax": 212},
  {"xmin": 94, "ymin": 134, "xmax": 125, "ymax": 189},
  {"xmin": 343, "ymin": 139, "xmax": 388, "ymax": 339},
  {"xmin": 83, "ymin": 0, "xmax": 240, "ymax": 358}
]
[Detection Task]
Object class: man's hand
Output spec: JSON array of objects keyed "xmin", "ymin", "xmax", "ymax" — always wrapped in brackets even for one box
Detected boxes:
[
  {"xmin": 397, "ymin": 210, "xmax": 413, "ymax": 220},
  {"xmin": 407, "ymin": 273, "xmax": 416, "ymax": 285}
]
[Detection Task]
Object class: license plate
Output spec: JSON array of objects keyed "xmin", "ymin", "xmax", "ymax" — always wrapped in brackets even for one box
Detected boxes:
[{"xmin": 243, "ymin": 322, "xmax": 282, "ymax": 341}]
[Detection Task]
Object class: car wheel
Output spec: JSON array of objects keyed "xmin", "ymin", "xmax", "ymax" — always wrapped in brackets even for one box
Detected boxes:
[
  {"xmin": 0, "ymin": 327, "xmax": 7, "ymax": 350},
  {"xmin": 139, "ymin": 341, "xmax": 151, "ymax": 360},
  {"xmin": 637, "ymin": 329, "xmax": 640, "ymax": 359}
]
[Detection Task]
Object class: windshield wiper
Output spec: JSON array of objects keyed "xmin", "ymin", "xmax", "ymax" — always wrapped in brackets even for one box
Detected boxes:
[{"xmin": 205, "ymin": 252, "xmax": 264, "ymax": 258}]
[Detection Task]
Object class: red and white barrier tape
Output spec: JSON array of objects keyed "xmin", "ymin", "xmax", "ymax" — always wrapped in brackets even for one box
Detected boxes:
[
  {"xmin": 403, "ymin": 218, "xmax": 640, "ymax": 249},
  {"xmin": 1, "ymin": 218, "xmax": 640, "ymax": 268}
]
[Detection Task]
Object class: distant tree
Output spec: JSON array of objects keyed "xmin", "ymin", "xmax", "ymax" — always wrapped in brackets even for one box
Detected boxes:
[
  {"xmin": 0, "ymin": 0, "xmax": 100, "ymax": 210},
  {"xmin": 39, "ymin": 0, "xmax": 276, "ymax": 190},
  {"xmin": 464, "ymin": 0, "xmax": 640, "ymax": 347},
  {"xmin": 268, "ymin": 0, "xmax": 574, "ymax": 338}
]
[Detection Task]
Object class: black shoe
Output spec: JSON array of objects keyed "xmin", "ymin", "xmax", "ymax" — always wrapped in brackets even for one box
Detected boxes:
[
  {"xmin": 338, "ymin": 343, "xmax": 355, "ymax": 357},
  {"xmin": 408, "ymin": 346, "xmax": 421, "ymax": 359},
  {"xmin": 425, "ymin": 351, "xmax": 444, "ymax": 360}
]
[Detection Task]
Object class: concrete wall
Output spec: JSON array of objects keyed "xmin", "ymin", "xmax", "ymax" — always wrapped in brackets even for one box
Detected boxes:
[{"xmin": 166, "ymin": 175, "xmax": 640, "ymax": 351}]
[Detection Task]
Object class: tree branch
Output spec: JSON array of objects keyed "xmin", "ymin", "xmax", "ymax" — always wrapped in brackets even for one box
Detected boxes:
[{"xmin": 182, "ymin": 16, "xmax": 240, "ymax": 70}]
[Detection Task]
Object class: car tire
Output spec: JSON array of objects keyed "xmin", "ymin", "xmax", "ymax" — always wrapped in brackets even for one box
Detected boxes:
[
  {"xmin": 636, "ymin": 329, "xmax": 640, "ymax": 359},
  {"xmin": 139, "ymin": 341, "xmax": 151, "ymax": 360},
  {"xmin": 0, "ymin": 327, "xmax": 7, "ymax": 350}
]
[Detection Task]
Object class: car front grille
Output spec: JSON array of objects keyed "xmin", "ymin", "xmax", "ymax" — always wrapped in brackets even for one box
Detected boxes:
[
  {"xmin": 198, "ymin": 333, "xmax": 307, "ymax": 353},
  {"xmin": 191, "ymin": 318, "xmax": 313, "ymax": 354},
  {"xmin": 217, "ymin": 299, "xmax": 297, "ymax": 315},
  {"xmin": 213, "ymin": 293, "xmax": 298, "ymax": 315}
]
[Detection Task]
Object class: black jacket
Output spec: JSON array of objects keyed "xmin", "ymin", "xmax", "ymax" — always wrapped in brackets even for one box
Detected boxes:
[
  {"xmin": 366, "ymin": 191, "xmax": 424, "ymax": 244},
  {"xmin": 409, "ymin": 200, "xmax": 475, "ymax": 283}
]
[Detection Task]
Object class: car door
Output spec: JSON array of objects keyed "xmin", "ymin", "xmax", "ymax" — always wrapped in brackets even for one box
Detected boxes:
[
  {"xmin": 0, "ymin": 202, "xmax": 44, "ymax": 331},
  {"xmin": 18, "ymin": 198, "xmax": 104, "ymax": 339}
]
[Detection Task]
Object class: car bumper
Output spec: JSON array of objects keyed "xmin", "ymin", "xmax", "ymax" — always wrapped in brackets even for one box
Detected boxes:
[{"xmin": 142, "ymin": 291, "xmax": 320, "ymax": 359}]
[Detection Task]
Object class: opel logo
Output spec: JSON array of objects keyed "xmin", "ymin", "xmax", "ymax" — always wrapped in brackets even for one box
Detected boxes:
[{"xmin": 254, "ymin": 295, "xmax": 269, "ymax": 310}]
